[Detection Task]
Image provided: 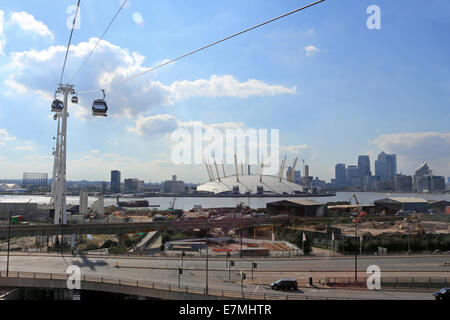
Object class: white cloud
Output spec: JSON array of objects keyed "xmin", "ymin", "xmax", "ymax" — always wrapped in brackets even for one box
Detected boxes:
[
  {"xmin": 371, "ymin": 132, "xmax": 450, "ymax": 176},
  {"xmin": 128, "ymin": 113, "xmax": 246, "ymax": 137},
  {"xmin": 10, "ymin": 11, "xmax": 54, "ymax": 40},
  {"xmin": 128, "ymin": 114, "xmax": 179, "ymax": 136},
  {"xmin": 23, "ymin": 154, "xmax": 52, "ymax": 160},
  {"xmin": 280, "ymin": 144, "xmax": 311, "ymax": 155},
  {"xmin": 0, "ymin": 10, "xmax": 4, "ymax": 36},
  {"xmin": 0, "ymin": 39, "xmax": 5, "ymax": 55},
  {"xmin": 104, "ymin": 153, "xmax": 120, "ymax": 158},
  {"xmin": 132, "ymin": 12, "xmax": 144, "ymax": 25},
  {"xmin": 179, "ymin": 120, "xmax": 245, "ymax": 131},
  {"xmin": 0, "ymin": 128, "xmax": 15, "ymax": 141},
  {"xmin": 169, "ymin": 75, "xmax": 296, "ymax": 100},
  {"xmin": 13, "ymin": 145, "xmax": 34, "ymax": 151},
  {"xmin": 5, "ymin": 38, "xmax": 297, "ymax": 119},
  {"xmin": 0, "ymin": 10, "xmax": 5, "ymax": 55},
  {"xmin": 305, "ymin": 45, "xmax": 320, "ymax": 57}
]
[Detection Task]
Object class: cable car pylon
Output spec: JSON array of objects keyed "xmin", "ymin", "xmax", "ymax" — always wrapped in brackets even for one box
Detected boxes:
[{"xmin": 51, "ymin": 84, "xmax": 73, "ymax": 225}]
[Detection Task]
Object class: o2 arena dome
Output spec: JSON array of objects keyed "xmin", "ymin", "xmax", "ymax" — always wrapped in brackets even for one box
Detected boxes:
[{"xmin": 197, "ymin": 174, "xmax": 305, "ymax": 195}]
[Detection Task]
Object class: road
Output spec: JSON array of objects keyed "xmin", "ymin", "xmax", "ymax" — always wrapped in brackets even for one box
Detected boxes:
[{"xmin": 1, "ymin": 254, "xmax": 448, "ymax": 300}]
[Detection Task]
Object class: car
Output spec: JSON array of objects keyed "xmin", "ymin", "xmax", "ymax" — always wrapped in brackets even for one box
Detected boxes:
[
  {"xmin": 433, "ymin": 288, "xmax": 450, "ymax": 301},
  {"xmin": 270, "ymin": 279, "xmax": 298, "ymax": 291}
]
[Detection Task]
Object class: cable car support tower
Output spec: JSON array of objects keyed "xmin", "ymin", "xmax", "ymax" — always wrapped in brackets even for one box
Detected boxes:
[{"xmin": 51, "ymin": 84, "xmax": 75, "ymax": 224}]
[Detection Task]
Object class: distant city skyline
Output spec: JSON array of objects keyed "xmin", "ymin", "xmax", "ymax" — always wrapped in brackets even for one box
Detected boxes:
[{"xmin": 0, "ymin": 1, "xmax": 448, "ymax": 183}]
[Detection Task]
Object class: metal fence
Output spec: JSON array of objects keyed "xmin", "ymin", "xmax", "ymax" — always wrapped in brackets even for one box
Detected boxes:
[
  {"xmin": 324, "ymin": 276, "xmax": 449, "ymax": 290},
  {"xmin": 0, "ymin": 271, "xmax": 357, "ymax": 300}
]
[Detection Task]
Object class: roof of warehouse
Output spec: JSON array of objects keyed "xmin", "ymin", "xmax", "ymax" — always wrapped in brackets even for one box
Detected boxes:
[
  {"xmin": 267, "ymin": 199, "xmax": 323, "ymax": 206},
  {"xmin": 328, "ymin": 204, "xmax": 375, "ymax": 210},
  {"xmin": 375, "ymin": 197, "xmax": 428, "ymax": 203}
]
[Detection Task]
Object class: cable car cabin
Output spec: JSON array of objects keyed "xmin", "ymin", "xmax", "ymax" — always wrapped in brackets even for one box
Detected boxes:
[
  {"xmin": 71, "ymin": 96, "xmax": 78, "ymax": 104},
  {"xmin": 51, "ymin": 99, "xmax": 64, "ymax": 113},
  {"xmin": 92, "ymin": 99, "xmax": 108, "ymax": 116}
]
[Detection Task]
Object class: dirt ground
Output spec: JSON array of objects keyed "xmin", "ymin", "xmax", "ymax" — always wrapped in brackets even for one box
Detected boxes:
[{"xmin": 302, "ymin": 220, "xmax": 449, "ymax": 236}]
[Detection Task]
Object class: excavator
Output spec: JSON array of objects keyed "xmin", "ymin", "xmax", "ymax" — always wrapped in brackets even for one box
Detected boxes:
[{"xmin": 348, "ymin": 194, "xmax": 359, "ymax": 205}]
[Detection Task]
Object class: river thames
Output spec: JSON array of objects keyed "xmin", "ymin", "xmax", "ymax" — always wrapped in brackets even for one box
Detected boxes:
[{"xmin": 0, "ymin": 192, "xmax": 448, "ymax": 210}]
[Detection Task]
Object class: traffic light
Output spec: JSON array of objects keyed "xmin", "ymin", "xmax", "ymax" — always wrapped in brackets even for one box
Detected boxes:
[
  {"xmin": 230, "ymin": 261, "xmax": 235, "ymax": 267},
  {"xmin": 253, "ymin": 262, "xmax": 257, "ymax": 269},
  {"xmin": 179, "ymin": 268, "xmax": 183, "ymax": 275},
  {"xmin": 226, "ymin": 252, "xmax": 231, "ymax": 258},
  {"xmin": 242, "ymin": 273, "xmax": 246, "ymax": 280}
]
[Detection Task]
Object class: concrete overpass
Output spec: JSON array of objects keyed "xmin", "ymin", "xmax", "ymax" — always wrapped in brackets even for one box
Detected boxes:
[
  {"xmin": 0, "ymin": 254, "xmax": 444, "ymax": 300},
  {"xmin": 0, "ymin": 216, "xmax": 289, "ymax": 238}
]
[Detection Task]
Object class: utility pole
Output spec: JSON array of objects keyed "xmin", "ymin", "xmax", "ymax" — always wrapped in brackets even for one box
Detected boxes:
[
  {"xmin": 6, "ymin": 210, "xmax": 12, "ymax": 277},
  {"xmin": 178, "ymin": 267, "xmax": 182, "ymax": 288},
  {"xmin": 354, "ymin": 221, "xmax": 358, "ymax": 282},
  {"xmin": 181, "ymin": 251, "xmax": 185, "ymax": 270},
  {"xmin": 205, "ymin": 218, "xmax": 209, "ymax": 294},
  {"xmin": 228, "ymin": 260, "xmax": 234, "ymax": 281},
  {"xmin": 240, "ymin": 271, "xmax": 246, "ymax": 295},
  {"xmin": 240, "ymin": 210, "xmax": 243, "ymax": 258},
  {"xmin": 407, "ymin": 219, "xmax": 411, "ymax": 255},
  {"xmin": 251, "ymin": 261, "xmax": 257, "ymax": 282}
]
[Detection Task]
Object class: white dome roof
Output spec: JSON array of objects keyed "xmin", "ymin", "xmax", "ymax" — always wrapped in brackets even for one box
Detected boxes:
[{"xmin": 197, "ymin": 174, "xmax": 305, "ymax": 195}]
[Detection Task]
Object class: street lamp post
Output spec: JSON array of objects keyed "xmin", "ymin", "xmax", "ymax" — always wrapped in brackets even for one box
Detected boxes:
[
  {"xmin": 205, "ymin": 218, "xmax": 209, "ymax": 295},
  {"xmin": 181, "ymin": 250, "xmax": 185, "ymax": 270},
  {"xmin": 240, "ymin": 210, "xmax": 243, "ymax": 258},
  {"xmin": 6, "ymin": 210, "xmax": 12, "ymax": 277},
  {"xmin": 354, "ymin": 221, "xmax": 358, "ymax": 282}
]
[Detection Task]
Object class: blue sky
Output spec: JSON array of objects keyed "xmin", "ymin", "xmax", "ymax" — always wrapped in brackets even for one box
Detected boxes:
[{"xmin": 0, "ymin": 0, "xmax": 449, "ymax": 183}]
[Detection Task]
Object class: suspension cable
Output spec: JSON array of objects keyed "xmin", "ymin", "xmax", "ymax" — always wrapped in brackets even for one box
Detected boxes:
[
  {"xmin": 70, "ymin": 0, "xmax": 129, "ymax": 83},
  {"xmin": 59, "ymin": 0, "xmax": 81, "ymax": 85},
  {"xmin": 77, "ymin": 0, "xmax": 325, "ymax": 94}
]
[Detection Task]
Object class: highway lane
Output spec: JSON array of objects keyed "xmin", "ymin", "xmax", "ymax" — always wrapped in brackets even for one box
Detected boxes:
[{"xmin": 0, "ymin": 254, "xmax": 445, "ymax": 300}]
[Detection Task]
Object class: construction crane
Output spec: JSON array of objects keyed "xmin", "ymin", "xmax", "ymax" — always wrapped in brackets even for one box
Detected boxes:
[
  {"xmin": 169, "ymin": 197, "xmax": 176, "ymax": 211},
  {"xmin": 349, "ymin": 194, "xmax": 359, "ymax": 205},
  {"xmin": 288, "ymin": 157, "xmax": 298, "ymax": 182}
]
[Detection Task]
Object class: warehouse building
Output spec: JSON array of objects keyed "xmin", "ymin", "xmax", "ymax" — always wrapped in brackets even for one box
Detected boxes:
[
  {"xmin": 374, "ymin": 197, "xmax": 429, "ymax": 213},
  {"xmin": 0, "ymin": 203, "xmax": 51, "ymax": 222},
  {"xmin": 266, "ymin": 199, "xmax": 326, "ymax": 217}
]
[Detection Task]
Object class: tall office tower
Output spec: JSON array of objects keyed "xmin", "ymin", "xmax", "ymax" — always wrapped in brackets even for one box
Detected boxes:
[
  {"xmin": 358, "ymin": 155, "xmax": 371, "ymax": 176},
  {"xmin": 335, "ymin": 163, "xmax": 347, "ymax": 187},
  {"xmin": 111, "ymin": 170, "xmax": 121, "ymax": 193},
  {"xmin": 385, "ymin": 154, "xmax": 397, "ymax": 180},
  {"xmin": 346, "ymin": 165, "xmax": 361, "ymax": 188},
  {"xmin": 375, "ymin": 152, "xmax": 397, "ymax": 181}
]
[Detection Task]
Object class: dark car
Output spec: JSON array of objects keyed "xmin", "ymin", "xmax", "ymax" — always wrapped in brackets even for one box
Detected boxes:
[
  {"xmin": 433, "ymin": 288, "xmax": 450, "ymax": 301},
  {"xmin": 270, "ymin": 279, "xmax": 298, "ymax": 291}
]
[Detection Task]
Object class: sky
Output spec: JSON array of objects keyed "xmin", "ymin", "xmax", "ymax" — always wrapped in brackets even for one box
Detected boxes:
[{"xmin": 0, "ymin": 0, "xmax": 449, "ymax": 183}]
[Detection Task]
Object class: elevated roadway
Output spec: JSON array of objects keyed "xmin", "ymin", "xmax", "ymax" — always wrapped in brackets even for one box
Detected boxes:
[
  {"xmin": 1, "ymin": 253, "xmax": 447, "ymax": 300},
  {"xmin": 0, "ymin": 216, "xmax": 289, "ymax": 238}
]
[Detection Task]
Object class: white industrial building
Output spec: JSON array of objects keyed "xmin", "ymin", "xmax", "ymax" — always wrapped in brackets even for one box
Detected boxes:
[{"xmin": 79, "ymin": 190, "xmax": 88, "ymax": 215}]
